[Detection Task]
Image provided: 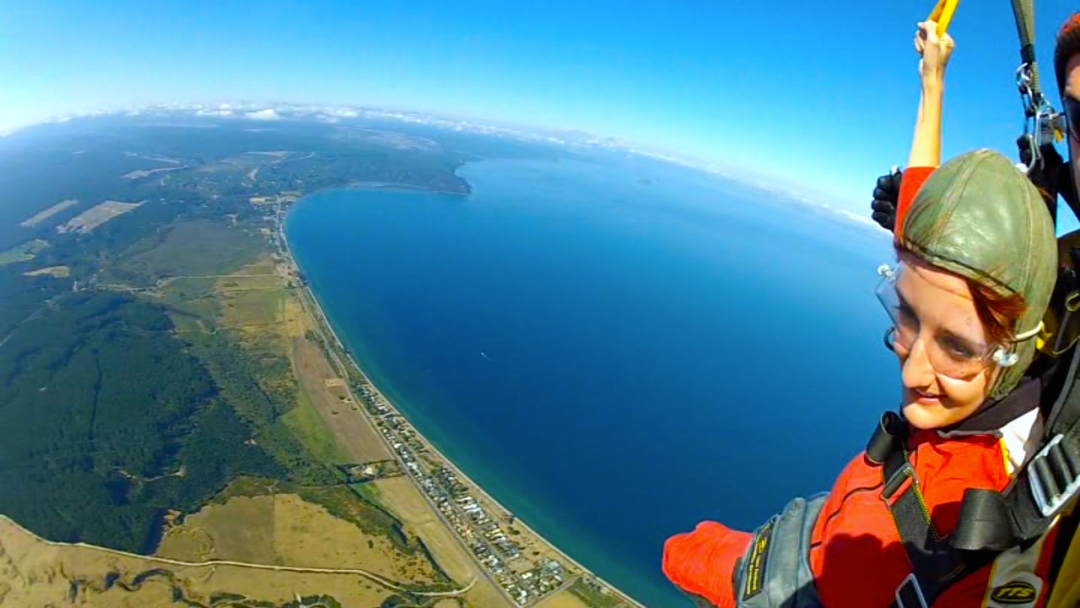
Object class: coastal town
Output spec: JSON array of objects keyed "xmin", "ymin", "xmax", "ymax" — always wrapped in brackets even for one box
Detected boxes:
[
  {"xmin": 262, "ymin": 192, "xmax": 639, "ymax": 608},
  {"xmin": 364, "ymin": 397, "xmax": 569, "ymax": 606}
]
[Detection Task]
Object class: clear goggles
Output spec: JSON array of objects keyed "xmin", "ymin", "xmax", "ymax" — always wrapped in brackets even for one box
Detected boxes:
[{"xmin": 875, "ymin": 263, "xmax": 1039, "ymax": 381}]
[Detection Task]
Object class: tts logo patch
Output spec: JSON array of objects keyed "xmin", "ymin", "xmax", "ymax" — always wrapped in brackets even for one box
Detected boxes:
[{"xmin": 990, "ymin": 581, "xmax": 1037, "ymax": 605}]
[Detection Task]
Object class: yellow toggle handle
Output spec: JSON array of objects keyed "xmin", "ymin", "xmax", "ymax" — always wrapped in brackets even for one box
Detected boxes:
[{"xmin": 927, "ymin": 0, "xmax": 960, "ymax": 36}]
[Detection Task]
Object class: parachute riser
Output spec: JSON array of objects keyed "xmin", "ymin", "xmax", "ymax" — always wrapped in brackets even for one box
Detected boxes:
[
  {"xmin": 1009, "ymin": 0, "xmax": 1066, "ymax": 175},
  {"xmin": 1016, "ymin": 62, "xmax": 1064, "ymax": 174}
]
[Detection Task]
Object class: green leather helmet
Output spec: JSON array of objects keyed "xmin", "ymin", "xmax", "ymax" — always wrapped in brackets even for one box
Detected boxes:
[{"xmin": 897, "ymin": 148, "xmax": 1058, "ymax": 399}]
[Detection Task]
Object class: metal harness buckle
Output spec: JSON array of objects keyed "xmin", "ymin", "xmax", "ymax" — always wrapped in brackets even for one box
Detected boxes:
[
  {"xmin": 895, "ymin": 573, "xmax": 929, "ymax": 608},
  {"xmin": 883, "ymin": 461, "xmax": 917, "ymax": 501},
  {"xmin": 1028, "ymin": 434, "xmax": 1080, "ymax": 518}
]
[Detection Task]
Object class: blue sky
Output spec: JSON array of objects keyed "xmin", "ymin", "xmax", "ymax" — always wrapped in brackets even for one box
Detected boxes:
[{"xmin": 3, "ymin": 0, "xmax": 1080, "ymax": 215}]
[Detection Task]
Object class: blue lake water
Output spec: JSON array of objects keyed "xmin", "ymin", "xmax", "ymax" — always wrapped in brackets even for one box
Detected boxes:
[{"xmin": 285, "ymin": 153, "xmax": 898, "ymax": 607}]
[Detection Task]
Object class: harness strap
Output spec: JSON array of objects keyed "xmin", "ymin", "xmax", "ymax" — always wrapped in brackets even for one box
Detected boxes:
[
  {"xmin": 1045, "ymin": 328, "xmax": 1080, "ymax": 430},
  {"xmin": 871, "ymin": 412, "xmax": 997, "ymax": 608}
]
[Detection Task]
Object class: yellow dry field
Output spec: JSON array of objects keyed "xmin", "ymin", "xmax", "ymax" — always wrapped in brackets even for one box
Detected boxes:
[
  {"xmin": 283, "ymin": 287, "xmax": 312, "ymax": 337},
  {"xmin": 20, "ymin": 199, "xmax": 77, "ymax": 227},
  {"xmin": 218, "ymin": 274, "xmax": 284, "ymax": 292},
  {"xmin": 215, "ymin": 265, "xmax": 288, "ymax": 337},
  {"xmin": 375, "ymin": 477, "xmax": 511, "ymax": 608},
  {"xmin": 57, "ymin": 200, "xmax": 143, "ymax": 234},
  {"xmin": 156, "ymin": 493, "xmax": 444, "ymax": 584},
  {"xmin": 218, "ymin": 286, "xmax": 287, "ymax": 337},
  {"xmin": 535, "ymin": 590, "xmax": 594, "ymax": 608},
  {"xmin": 0, "ymin": 515, "xmax": 399, "ymax": 608},
  {"xmin": 157, "ymin": 494, "xmax": 274, "ymax": 565},
  {"xmin": 289, "ymin": 334, "xmax": 392, "ymax": 463},
  {"xmin": 121, "ymin": 166, "xmax": 184, "ymax": 180},
  {"xmin": 232, "ymin": 257, "xmax": 279, "ymax": 276},
  {"xmin": 24, "ymin": 265, "xmax": 71, "ymax": 278}
]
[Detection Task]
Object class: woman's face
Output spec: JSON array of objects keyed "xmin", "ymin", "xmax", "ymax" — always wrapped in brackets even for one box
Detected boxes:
[{"xmin": 889, "ymin": 252, "xmax": 1003, "ymax": 430}]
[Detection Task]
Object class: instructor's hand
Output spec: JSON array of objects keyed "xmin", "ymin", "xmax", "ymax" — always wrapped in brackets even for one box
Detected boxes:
[
  {"xmin": 1018, "ymin": 133, "xmax": 1067, "ymax": 218},
  {"xmin": 871, "ymin": 168, "xmax": 903, "ymax": 232}
]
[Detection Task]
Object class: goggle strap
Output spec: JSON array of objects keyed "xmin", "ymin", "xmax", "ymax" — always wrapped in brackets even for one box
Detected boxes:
[
  {"xmin": 989, "ymin": 321, "xmax": 1045, "ymax": 368},
  {"xmin": 1014, "ymin": 321, "xmax": 1045, "ymax": 342}
]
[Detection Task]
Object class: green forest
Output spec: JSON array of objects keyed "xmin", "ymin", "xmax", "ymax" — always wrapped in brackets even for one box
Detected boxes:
[{"xmin": 0, "ymin": 292, "xmax": 283, "ymax": 551}]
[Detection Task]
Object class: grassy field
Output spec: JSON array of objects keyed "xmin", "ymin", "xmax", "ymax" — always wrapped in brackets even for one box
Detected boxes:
[
  {"xmin": 0, "ymin": 239, "xmax": 49, "ymax": 265},
  {"xmin": 220, "ymin": 283, "xmax": 288, "ymax": 335},
  {"xmin": 106, "ymin": 218, "xmax": 266, "ymax": 285},
  {"xmin": 568, "ymin": 579, "xmax": 625, "ymax": 608},
  {"xmin": 281, "ymin": 388, "xmax": 354, "ymax": 465},
  {"xmin": 158, "ymin": 275, "xmax": 221, "ymax": 333},
  {"xmin": 288, "ymin": 333, "xmax": 394, "ymax": 463}
]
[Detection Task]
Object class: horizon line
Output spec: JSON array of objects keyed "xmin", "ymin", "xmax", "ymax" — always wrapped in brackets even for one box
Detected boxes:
[{"xmin": 1, "ymin": 100, "xmax": 886, "ymax": 235}]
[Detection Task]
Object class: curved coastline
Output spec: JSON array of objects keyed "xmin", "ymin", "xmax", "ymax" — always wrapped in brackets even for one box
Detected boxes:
[{"xmin": 282, "ymin": 189, "xmax": 647, "ymax": 608}]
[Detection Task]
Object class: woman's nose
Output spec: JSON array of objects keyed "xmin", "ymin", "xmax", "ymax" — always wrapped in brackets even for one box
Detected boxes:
[{"xmin": 901, "ymin": 335, "xmax": 938, "ymax": 390}]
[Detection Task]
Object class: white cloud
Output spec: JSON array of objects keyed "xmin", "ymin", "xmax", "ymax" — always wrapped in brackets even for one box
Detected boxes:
[
  {"xmin": 245, "ymin": 109, "xmax": 280, "ymax": 121},
  {"xmin": 321, "ymin": 106, "xmax": 360, "ymax": 118},
  {"xmin": 836, "ymin": 208, "xmax": 890, "ymax": 232}
]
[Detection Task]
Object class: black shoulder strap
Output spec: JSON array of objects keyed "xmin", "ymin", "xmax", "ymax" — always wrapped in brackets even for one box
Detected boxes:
[{"xmin": 868, "ymin": 412, "xmax": 997, "ymax": 608}]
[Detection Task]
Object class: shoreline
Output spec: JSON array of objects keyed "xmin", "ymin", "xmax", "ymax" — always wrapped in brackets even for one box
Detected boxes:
[
  {"xmin": 281, "ymin": 195, "xmax": 646, "ymax": 608},
  {"xmin": 340, "ymin": 180, "xmax": 472, "ymax": 196}
]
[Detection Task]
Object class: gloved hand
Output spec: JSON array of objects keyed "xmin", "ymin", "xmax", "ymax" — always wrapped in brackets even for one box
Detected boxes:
[
  {"xmin": 871, "ymin": 167, "xmax": 903, "ymax": 232},
  {"xmin": 663, "ymin": 521, "xmax": 753, "ymax": 608},
  {"xmin": 1018, "ymin": 133, "xmax": 1068, "ymax": 221}
]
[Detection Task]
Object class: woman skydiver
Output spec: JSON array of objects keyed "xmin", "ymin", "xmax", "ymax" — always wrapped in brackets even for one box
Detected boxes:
[
  {"xmin": 873, "ymin": 13, "xmax": 1080, "ymax": 603},
  {"xmin": 662, "ymin": 21, "xmax": 1062, "ymax": 608}
]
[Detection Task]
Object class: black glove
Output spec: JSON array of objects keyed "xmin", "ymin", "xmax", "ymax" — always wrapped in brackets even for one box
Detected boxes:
[
  {"xmin": 871, "ymin": 167, "xmax": 903, "ymax": 232},
  {"xmin": 1018, "ymin": 133, "xmax": 1069, "ymax": 222}
]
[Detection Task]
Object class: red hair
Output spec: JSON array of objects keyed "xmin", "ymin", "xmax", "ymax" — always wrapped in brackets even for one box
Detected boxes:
[
  {"xmin": 896, "ymin": 245, "xmax": 1028, "ymax": 346},
  {"xmin": 968, "ymin": 280, "xmax": 1028, "ymax": 346}
]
